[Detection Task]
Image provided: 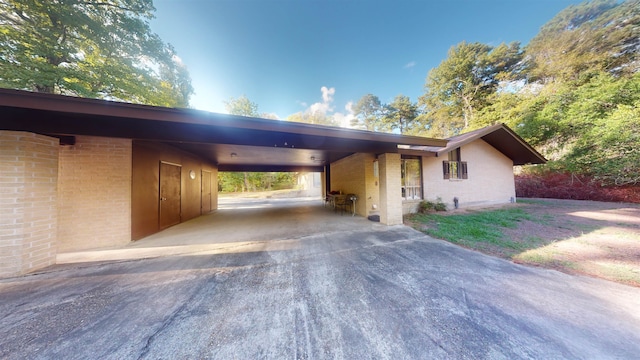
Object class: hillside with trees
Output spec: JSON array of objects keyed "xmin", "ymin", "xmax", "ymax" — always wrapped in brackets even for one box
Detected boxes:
[{"xmin": 353, "ymin": 0, "xmax": 639, "ymax": 202}]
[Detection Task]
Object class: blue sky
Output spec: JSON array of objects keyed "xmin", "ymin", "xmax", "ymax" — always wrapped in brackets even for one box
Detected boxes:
[{"xmin": 151, "ymin": 0, "xmax": 583, "ymax": 123}]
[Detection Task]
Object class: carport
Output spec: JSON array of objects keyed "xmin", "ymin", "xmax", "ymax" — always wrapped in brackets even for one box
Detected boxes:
[{"xmin": 0, "ymin": 89, "xmax": 446, "ymax": 277}]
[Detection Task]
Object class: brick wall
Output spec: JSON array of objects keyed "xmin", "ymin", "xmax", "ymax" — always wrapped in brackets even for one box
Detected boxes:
[
  {"xmin": 57, "ymin": 136, "xmax": 132, "ymax": 252},
  {"xmin": 0, "ymin": 131, "xmax": 58, "ymax": 277},
  {"xmin": 329, "ymin": 153, "xmax": 379, "ymax": 217}
]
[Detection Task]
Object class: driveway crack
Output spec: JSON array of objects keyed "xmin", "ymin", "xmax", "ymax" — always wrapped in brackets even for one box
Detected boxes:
[{"xmin": 135, "ymin": 279, "xmax": 208, "ymax": 359}]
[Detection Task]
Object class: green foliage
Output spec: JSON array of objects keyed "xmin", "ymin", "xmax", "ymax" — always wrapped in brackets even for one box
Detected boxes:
[
  {"xmin": 224, "ymin": 95, "xmax": 260, "ymax": 117},
  {"xmin": 418, "ymin": 198, "xmax": 447, "ymax": 213},
  {"xmin": 382, "ymin": 94, "xmax": 418, "ymax": 134},
  {"xmin": 351, "ymin": 94, "xmax": 384, "ymax": 131},
  {"xmin": 218, "ymin": 171, "xmax": 298, "ymax": 192},
  {"xmin": 525, "ymin": 0, "xmax": 640, "ymax": 82},
  {"xmin": 0, "ymin": 0, "xmax": 193, "ymax": 107},
  {"xmin": 481, "ymin": 72, "xmax": 640, "ymax": 186},
  {"xmin": 564, "ymin": 101, "xmax": 640, "ymax": 185},
  {"xmin": 419, "ymin": 41, "xmax": 523, "ymax": 137}
]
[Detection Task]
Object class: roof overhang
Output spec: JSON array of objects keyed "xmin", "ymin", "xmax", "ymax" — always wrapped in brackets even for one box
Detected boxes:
[
  {"xmin": 0, "ymin": 89, "xmax": 447, "ymax": 171},
  {"xmin": 399, "ymin": 123, "xmax": 547, "ymax": 165}
]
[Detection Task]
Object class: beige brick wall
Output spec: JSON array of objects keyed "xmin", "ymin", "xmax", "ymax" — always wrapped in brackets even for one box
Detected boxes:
[
  {"xmin": 0, "ymin": 131, "xmax": 58, "ymax": 277},
  {"xmin": 57, "ymin": 136, "xmax": 132, "ymax": 252},
  {"xmin": 329, "ymin": 153, "xmax": 379, "ymax": 216},
  {"xmin": 379, "ymin": 153, "xmax": 402, "ymax": 225},
  {"xmin": 422, "ymin": 139, "xmax": 515, "ymax": 210}
]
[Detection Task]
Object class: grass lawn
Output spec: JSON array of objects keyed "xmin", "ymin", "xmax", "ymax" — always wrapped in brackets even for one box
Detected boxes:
[{"xmin": 405, "ymin": 199, "xmax": 640, "ymax": 287}]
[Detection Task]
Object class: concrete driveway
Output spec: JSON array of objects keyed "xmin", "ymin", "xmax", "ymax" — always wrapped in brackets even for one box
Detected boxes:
[{"xmin": 1, "ymin": 198, "xmax": 640, "ymax": 359}]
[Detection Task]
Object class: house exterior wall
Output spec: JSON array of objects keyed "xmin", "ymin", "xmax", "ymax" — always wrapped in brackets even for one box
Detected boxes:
[
  {"xmin": 57, "ymin": 136, "xmax": 132, "ymax": 252},
  {"xmin": 422, "ymin": 139, "xmax": 515, "ymax": 210},
  {"xmin": 329, "ymin": 153, "xmax": 379, "ymax": 217},
  {"xmin": 131, "ymin": 141, "xmax": 218, "ymax": 240},
  {"xmin": 0, "ymin": 131, "xmax": 58, "ymax": 277}
]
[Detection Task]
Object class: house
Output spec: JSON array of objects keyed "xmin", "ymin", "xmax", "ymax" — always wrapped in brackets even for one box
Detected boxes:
[{"xmin": 0, "ymin": 89, "xmax": 545, "ymax": 277}]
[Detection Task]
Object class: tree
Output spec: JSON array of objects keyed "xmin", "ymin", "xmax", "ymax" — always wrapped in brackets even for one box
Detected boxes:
[
  {"xmin": 286, "ymin": 110, "xmax": 338, "ymax": 127},
  {"xmin": 381, "ymin": 95, "xmax": 418, "ymax": 135},
  {"xmin": 224, "ymin": 95, "xmax": 259, "ymax": 117},
  {"xmin": 350, "ymin": 94, "xmax": 383, "ymax": 131},
  {"xmin": 0, "ymin": 0, "xmax": 193, "ymax": 107},
  {"xmin": 419, "ymin": 41, "xmax": 523, "ymax": 137},
  {"xmin": 524, "ymin": 0, "xmax": 640, "ymax": 83}
]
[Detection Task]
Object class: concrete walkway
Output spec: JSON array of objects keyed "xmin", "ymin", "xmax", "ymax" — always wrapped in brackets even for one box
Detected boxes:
[{"xmin": 2, "ymin": 198, "xmax": 640, "ymax": 359}]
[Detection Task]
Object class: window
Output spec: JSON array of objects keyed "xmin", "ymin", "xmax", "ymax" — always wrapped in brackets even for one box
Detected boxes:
[
  {"xmin": 443, "ymin": 148, "xmax": 468, "ymax": 180},
  {"xmin": 401, "ymin": 158, "xmax": 422, "ymax": 200}
]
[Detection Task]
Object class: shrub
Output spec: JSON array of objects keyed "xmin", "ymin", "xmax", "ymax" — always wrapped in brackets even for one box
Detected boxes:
[{"xmin": 419, "ymin": 198, "xmax": 447, "ymax": 213}]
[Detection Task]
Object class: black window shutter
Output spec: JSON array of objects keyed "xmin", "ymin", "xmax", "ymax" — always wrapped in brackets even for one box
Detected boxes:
[
  {"xmin": 461, "ymin": 161, "xmax": 468, "ymax": 179},
  {"xmin": 443, "ymin": 161, "xmax": 450, "ymax": 179}
]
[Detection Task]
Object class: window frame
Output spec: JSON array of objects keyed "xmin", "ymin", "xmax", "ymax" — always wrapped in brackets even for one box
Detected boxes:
[
  {"xmin": 443, "ymin": 148, "xmax": 468, "ymax": 180},
  {"xmin": 401, "ymin": 157, "xmax": 423, "ymax": 200}
]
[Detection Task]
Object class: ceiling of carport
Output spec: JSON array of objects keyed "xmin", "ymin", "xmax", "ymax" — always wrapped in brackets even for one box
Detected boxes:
[{"xmin": 171, "ymin": 143, "xmax": 353, "ymax": 172}]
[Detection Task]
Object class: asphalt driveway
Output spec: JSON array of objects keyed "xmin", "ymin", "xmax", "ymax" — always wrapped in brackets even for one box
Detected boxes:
[{"xmin": 1, "ymin": 199, "xmax": 640, "ymax": 359}]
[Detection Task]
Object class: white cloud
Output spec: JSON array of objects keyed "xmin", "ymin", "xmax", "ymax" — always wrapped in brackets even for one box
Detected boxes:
[
  {"xmin": 321, "ymin": 86, "xmax": 335, "ymax": 103},
  {"xmin": 404, "ymin": 61, "xmax": 416, "ymax": 69},
  {"xmin": 308, "ymin": 86, "xmax": 335, "ymax": 116},
  {"xmin": 294, "ymin": 86, "xmax": 355, "ymax": 128},
  {"xmin": 333, "ymin": 101, "xmax": 355, "ymax": 128}
]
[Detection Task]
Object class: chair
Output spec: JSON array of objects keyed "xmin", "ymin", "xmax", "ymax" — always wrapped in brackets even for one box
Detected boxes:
[
  {"xmin": 324, "ymin": 193, "xmax": 331, "ymax": 207},
  {"xmin": 333, "ymin": 194, "xmax": 349, "ymax": 215}
]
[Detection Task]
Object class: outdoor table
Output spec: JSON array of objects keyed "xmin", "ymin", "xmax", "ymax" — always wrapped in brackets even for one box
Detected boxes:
[{"xmin": 327, "ymin": 193, "xmax": 357, "ymax": 216}]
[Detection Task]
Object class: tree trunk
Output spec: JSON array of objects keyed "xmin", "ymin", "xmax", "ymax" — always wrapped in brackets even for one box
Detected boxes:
[{"xmin": 243, "ymin": 172, "xmax": 250, "ymax": 192}]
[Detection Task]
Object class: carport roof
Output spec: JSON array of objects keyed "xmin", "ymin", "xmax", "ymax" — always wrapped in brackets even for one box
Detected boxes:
[{"xmin": 0, "ymin": 89, "xmax": 447, "ymax": 171}]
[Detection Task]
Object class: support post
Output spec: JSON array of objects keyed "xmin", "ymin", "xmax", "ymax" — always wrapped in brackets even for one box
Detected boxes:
[{"xmin": 378, "ymin": 153, "xmax": 402, "ymax": 225}]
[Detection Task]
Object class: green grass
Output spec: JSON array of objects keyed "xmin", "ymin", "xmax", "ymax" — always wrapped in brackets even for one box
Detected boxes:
[
  {"xmin": 516, "ymin": 199, "xmax": 551, "ymax": 205},
  {"xmin": 409, "ymin": 208, "xmax": 532, "ymax": 251}
]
